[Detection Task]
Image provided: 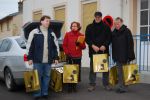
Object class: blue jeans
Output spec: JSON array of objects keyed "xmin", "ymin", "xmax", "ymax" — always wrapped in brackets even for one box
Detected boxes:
[
  {"xmin": 89, "ymin": 56, "xmax": 109, "ymax": 86},
  {"xmin": 33, "ymin": 63, "xmax": 51, "ymax": 97}
]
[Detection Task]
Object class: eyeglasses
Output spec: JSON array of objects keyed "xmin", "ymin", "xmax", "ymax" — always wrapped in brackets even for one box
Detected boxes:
[{"xmin": 72, "ymin": 26, "xmax": 78, "ymax": 27}]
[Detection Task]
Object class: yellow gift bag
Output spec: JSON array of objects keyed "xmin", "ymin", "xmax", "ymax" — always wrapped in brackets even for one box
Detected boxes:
[
  {"xmin": 109, "ymin": 66, "xmax": 118, "ymax": 86},
  {"xmin": 109, "ymin": 64, "xmax": 140, "ymax": 86},
  {"xmin": 93, "ymin": 54, "xmax": 109, "ymax": 72},
  {"xmin": 50, "ymin": 67, "xmax": 63, "ymax": 92},
  {"xmin": 123, "ymin": 64, "xmax": 140, "ymax": 85},
  {"xmin": 63, "ymin": 64, "xmax": 79, "ymax": 83},
  {"xmin": 24, "ymin": 70, "xmax": 40, "ymax": 92}
]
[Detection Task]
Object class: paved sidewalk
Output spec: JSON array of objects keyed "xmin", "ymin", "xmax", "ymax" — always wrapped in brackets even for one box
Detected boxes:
[{"xmin": 0, "ymin": 68, "xmax": 150, "ymax": 100}]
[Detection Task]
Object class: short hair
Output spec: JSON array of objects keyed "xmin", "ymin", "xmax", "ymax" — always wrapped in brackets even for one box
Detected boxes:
[
  {"xmin": 40, "ymin": 15, "xmax": 51, "ymax": 22},
  {"xmin": 70, "ymin": 21, "xmax": 81, "ymax": 31},
  {"xmin": 115, "ymin": 17, "xmax": 123, "ymax": 23}
]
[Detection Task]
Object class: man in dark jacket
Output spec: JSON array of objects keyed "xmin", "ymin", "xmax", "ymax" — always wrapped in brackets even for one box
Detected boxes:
[
  {"xmin": 112, "ymin": 17, "xmax": 135, "ymax": 93},
  {"xmin": 27, "ymin": 15, "xmax": 59, "ymax": 100},
  {"xmin": 85, "ymin": 12, "xmax": 112, "ymax": 92}
]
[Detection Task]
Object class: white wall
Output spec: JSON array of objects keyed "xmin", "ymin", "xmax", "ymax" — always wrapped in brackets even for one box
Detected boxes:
[
  {"xmin": 66, "ymin": 0, "xmax": 81, "ymax": 31},
  {"xmin": 23, "ymin": 0, "xmax": 33, "ymax": 24},
  {"xmin": 122, "ymin": 0, "xmax": 130, "ymax": 27},
  {"xmin": 23, "ymin": 0, "xmax": 133, "ymax": 32},
  {"xmin": 99, "ymin": 0, "xmax": 122, "ymax": 19},
  {"xmin": 23, "ymin": 0, "xmax": 67, "ymax": 24}
]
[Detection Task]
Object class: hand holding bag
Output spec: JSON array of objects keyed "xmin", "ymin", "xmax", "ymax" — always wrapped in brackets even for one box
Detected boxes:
[
  {"xmin": 24, "ymin": 69, "xmax": 40, "ymax": 92},
  {"xmin": 93, "ymin": 54, "xmax": 109, "ymax": 72}
]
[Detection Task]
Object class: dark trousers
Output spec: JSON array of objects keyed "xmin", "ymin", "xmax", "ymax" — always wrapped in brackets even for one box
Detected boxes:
[
  {"xmin": 67, "ymin": 57, "xmax": 81, "ymax": 91},
  {"xmin": 89, "ymin": 56, "xmax": 109, "ymax": 87},
  {"xmin": 116, "ymin": 62, "xmax": 126, "ymax": 88}
]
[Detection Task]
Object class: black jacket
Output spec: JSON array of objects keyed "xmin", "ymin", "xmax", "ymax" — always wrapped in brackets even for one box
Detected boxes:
[
  {"xmin": 28, "ymin": 28, "xmax": 59, "ymax": 64},
  {"xmin": 85, "ymin": 20, "xmax": 111, "ymax": 57},
  {"xmin": 112, "ymin": 25, "xmax": 135, "ymax": 63}
]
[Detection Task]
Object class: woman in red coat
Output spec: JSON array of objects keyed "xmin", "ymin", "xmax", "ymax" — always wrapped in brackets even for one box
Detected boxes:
[{"xmin": 63, "ymin": 21, "xmax": 86, "ymax": 92}]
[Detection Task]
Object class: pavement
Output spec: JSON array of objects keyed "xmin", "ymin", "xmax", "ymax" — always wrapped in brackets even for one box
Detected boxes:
[{"xmin": 0, "ymin": 68, "xmax": 150, "ymax": 100}]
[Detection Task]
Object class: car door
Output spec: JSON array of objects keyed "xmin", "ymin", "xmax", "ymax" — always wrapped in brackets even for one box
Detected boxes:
[
  {"xmin": 0, "ymin": 39, "xmax": 12, "ymax": 73},
  {"xmin": 0, "ymin": 40, "xmax": 3, "ymax": 77}
]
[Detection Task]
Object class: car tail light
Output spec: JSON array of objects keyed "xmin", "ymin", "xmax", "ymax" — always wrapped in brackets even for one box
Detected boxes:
[{"xmin": 24, "ymin": 54, "xmax": 28, "ymax": 61}]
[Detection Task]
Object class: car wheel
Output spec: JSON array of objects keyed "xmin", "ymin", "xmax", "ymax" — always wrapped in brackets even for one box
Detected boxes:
[{"xmin": 4, "ymin": 68, "xmax": 16, "ymax": 91}]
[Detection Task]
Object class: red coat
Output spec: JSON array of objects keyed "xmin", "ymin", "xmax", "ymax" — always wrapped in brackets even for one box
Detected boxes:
[{"xmin": 63, "ymin": 31, "xmax": 86, "ymax": 58}]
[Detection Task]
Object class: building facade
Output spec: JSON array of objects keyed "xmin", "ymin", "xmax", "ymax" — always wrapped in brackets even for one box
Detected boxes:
[
  {"xmin": 0, "ymin": 1, "xmax": 23, "ymax": 39},
  {"xmin": 24, "ymin": 0, "xmax": 139, "ymax": 65},
  {"xmin": 23, "ymin": 0, "xmax": 149, "ymax": 69}
]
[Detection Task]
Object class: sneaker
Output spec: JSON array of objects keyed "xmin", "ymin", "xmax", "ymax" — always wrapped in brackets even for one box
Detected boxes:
[{"xmin": 88, "ymin": 85, "xmax": 95, "ymax": 92}]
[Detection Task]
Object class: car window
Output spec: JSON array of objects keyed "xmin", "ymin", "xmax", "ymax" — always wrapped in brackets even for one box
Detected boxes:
[
  {"xmin": 0, "ymin": 39, "xmax": 12, "ymax": 52},
  {"xmin": 15, "ymin": 38, "xmax": 26, "ymax": 49},
  {"xmin": 0, "ymin": 40, "xmax": 2, "ymax": 47}
]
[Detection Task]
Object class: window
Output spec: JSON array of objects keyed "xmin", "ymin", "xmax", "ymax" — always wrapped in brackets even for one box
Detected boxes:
[
  {"xmin": 15, "ymin": 38, "xmax": 26, "ymax": 49},
  {"xmin": 82, "ymin": 2, "xmax": 97, "ymax": 32},
  {"xmin": 0, "ymin": 39, "xmax": 12, "ymax": 52},
  {"xmin": 140, "ymin": 0, "xmax": 150, "ymax": 41},
  {"xmin": 33, "ymin": 10, "xmax": 42, "ymax": 21},
  {"xmin": 7, "ymin": 21, "xmax": 10, "ymax": 31},
  {"xmin": 0, "ymin": 40, "xmax": 2, "ymax": 47},
  {"xmin": 0, "ymin": 24, "xmax": 3, "ymax": 32},
  {"xmin": 54, "ymin": 6, "xmax": 66, "ymax": 37}
]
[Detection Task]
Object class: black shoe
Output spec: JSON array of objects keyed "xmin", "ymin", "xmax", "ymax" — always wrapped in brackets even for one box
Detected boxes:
[
  {"xmin": 68, "ymin": 89, "xmax": 72, "ymax": 93},
  {"xmin": 72, "ymin": 84, "xmax": 77, "ymax": 92},
  {"xmin": 42, "ymin": 95, "xmax": 49, "ymax": 99},
  {"xmin": 73, "ymin": 88, "xmax": 77, "ymax": 92},
  {"xmin": 34, "ymin": 96, "xmax": 41, "ymax": 100},
  {"xmin": 115, "ymin": 88, "xmax": 127, "ymax": 93}
]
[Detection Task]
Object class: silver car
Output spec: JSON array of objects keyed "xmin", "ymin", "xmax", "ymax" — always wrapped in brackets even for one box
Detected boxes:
[
  {"xmin": 0, "ymin": 36, "xmax": 30, "ymax": 91},
  {"xmin": 0, "ymin": 21, "xmax": 65, "ymax": 91}
]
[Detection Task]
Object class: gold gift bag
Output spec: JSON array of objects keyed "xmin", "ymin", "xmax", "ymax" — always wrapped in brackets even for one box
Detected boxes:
[
  {"xmin": 109, "ymin": 64, "xmax": 140, "ymax": 86},
  {"xmin": 50, "ymin": 67, "xmax": 63, "ymax": 92},
  {"xmin": 24, "ymin": 70, "xmax": 40, "ymax": 92},
  {"xmin": 59, "ymin": 51, "xmax": 66, "ymax": 62},
  {"xmin": 63, "ymin": 64, "xmax": 79, "ymax": 83},
  {"xmin": 93, "ymin": 54, "xmax": 109, "ymax": 72},
  {"xmin": 123, "ymin": 64, "xmax": 140, "ymax": 85},
  {"xmin": 109, "ymin": 66, "xmax": 118, "ymax": 86}
]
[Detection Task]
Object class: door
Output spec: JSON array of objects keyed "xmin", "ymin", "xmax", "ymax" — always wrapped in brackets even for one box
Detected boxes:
[
  {"xmin": 0, "ymin": 39, "xmax": 12, "ymax": 74},
  {"xmin": 54, "ymin": 6, "xmax": 66, "ymax": 37},
  {"xmin": 82, "ymin": 2, "xmax": 97, "ymax": 33}
]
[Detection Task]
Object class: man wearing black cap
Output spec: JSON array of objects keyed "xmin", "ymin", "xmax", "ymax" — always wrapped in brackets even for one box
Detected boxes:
[{"xmin": 85, "ymin": 11, "xmax": 112, "ymax": 92}]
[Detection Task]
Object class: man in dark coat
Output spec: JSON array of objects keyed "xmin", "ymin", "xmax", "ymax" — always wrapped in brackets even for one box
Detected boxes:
[
  {"xmin": 85, "ymin": 11, "xmax": 112, "ymax": 92},
  {"xmin": 112, "ymin": 17, "xmax": 135, "ymax": 93}
]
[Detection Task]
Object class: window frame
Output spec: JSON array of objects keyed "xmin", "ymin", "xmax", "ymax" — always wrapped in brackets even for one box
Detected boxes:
[{"xmin": 140, "ymin": 0, "xmax": 150, "ymax": 41}]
